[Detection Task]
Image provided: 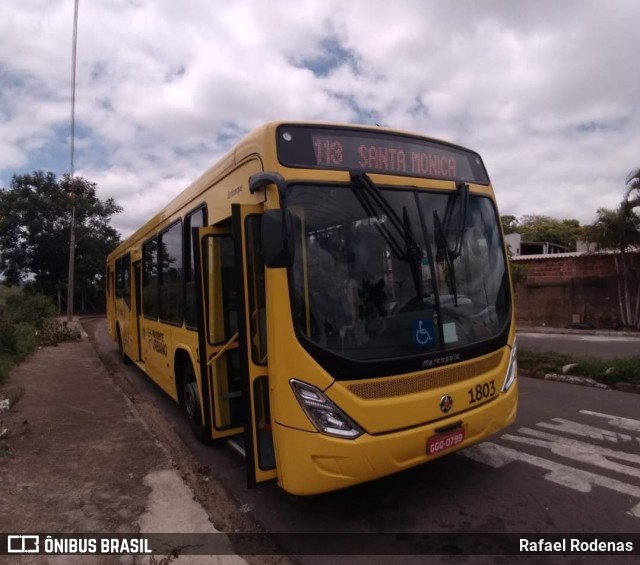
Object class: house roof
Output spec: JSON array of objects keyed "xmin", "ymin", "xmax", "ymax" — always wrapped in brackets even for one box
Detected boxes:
[{"xmin": 510, "ymin": 247, "xmax": 640, "ymax": 261}]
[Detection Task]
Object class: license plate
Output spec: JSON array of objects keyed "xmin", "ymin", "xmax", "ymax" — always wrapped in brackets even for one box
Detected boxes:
[{"xmin": 427, "ymin": 427, "xmax": 465, "ymax": 456}]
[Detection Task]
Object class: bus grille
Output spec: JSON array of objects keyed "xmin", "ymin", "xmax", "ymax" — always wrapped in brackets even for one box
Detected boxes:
[{"xmin": 346, "ymin": 350, "xmax": 505, "ymax": 400}]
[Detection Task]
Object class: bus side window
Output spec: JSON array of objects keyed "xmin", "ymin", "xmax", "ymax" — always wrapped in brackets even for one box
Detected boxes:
[
  {"xmin": 114, "ymin": 255, "xmax": 131, "ymax": 308},
  {"xmin": 159, "ymin": 221, "xmax": 183, "ymax": 325},
  {"xmin": 143, "ymin": 238, "xmax": 159, "ymax": 319},
  {"xmin": 185, "ymin": 207, "xmax": 206, "ymax": 329},
  {"xmin": 115, "ymin": 258, "xmax": 122, "ymax": 298},
  {"xmin": 122, "ymin": 253, "xmax": 131, "ymax": 309}
]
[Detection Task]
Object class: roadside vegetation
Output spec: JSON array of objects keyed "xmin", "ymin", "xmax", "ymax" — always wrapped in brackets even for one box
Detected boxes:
[
  {"xmin": 0, "ymin": 284, "xmax": 20, "ymax": 307},
  {"xmin": 1, "ymin": 169, "xmax": 122, "ymax": 385},
  {"xmin": 0, "ymin": 290, "xmax": 81, "ymax": 384},
  {"xmin": 0, "ymin": 171, "xmax": 121, "ymax": 317},
  {"xmin": 519, "ymin": 350, "xmax": 640, "ymax": 385}
]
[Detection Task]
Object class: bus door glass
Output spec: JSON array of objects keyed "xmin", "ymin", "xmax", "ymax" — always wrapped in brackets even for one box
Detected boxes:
[
  {"xmin": 231, "ymin": 203, "xmax": 277, "ymax": 487},
  {"xmin": 195, "ymin": 208, "xmax": 276, "ymax": 486},
  {"xmin": 194, "ymin": 227, "xmax": 243, "ymax": 440}
]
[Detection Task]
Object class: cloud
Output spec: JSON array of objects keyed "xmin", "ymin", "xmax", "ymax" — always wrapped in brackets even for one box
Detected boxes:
[{"xmin": 1, "ymin": 0, "xmax": 640, "ymax": 236}]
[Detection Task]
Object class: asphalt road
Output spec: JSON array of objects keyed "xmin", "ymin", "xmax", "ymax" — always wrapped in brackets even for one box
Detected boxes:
[
  {"xmin": 518, "ymin": 331, "xmax": 640, "ymax": 358},
  {"xmin": 86, "ymin": 318, "xmax": 640, "ymax": 564}
]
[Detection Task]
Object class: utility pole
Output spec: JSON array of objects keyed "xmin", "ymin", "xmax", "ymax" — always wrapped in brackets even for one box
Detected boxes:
[
  {"xmin": 67, "ymin": 205, "xmax": 76, "ymax": 321},
  {"xmin": 67, "ymin": 0, "xmax": 79, "ymax": 322}
]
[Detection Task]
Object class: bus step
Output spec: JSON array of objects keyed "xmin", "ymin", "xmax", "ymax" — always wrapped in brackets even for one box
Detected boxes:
[{"xmin": 227, "ymin": 437, "xmax": 245, "ymax": 458}]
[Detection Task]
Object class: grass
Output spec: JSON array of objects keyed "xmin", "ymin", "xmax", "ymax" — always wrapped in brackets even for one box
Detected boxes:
[
  {"xmin": 0, "ymin": 284, "xmax": 21, "ymax": 307},
  {"xmin": 0, "ymin": 290, "xmax": 79, "ymax": 385},
  {"xmin": 519, "ymin": 350, "xmax": 640, "ymax": 385},
  {"xmin": 0, "ymin": 354, "xmax": 14, "ymax": 384}
]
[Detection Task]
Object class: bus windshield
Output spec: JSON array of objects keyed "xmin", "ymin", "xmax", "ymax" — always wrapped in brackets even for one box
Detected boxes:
[{"xmin": 289, "ymin": 182, "xmax": 510, "ymax": 369}]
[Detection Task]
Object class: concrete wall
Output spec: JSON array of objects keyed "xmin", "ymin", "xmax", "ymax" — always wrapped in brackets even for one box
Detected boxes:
[{"xmin": 512, "ymin": 251, "xmax": 640, "ymax": 328}]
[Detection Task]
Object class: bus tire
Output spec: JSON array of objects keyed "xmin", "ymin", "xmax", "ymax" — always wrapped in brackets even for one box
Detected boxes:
[
  {"xmin": 182, "ymin": 363, "xmax": 212, "ymax": 444},
  {"xmin": 116, "ymin": 325, "xmax": 132, "ymax": 365}
]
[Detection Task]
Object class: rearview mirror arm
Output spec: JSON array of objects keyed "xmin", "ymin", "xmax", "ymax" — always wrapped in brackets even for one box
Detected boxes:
[{"xmin": 249, "ymin": 172, "xmax": 292, "ymax": 265}]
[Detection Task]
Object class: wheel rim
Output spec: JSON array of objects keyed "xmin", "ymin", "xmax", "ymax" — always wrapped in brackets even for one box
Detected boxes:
[{"xmin": 184, "ymin": 381, "xmax": 198, "ymax": 421}]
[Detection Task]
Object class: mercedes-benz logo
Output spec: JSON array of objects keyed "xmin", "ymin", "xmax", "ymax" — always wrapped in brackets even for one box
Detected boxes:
[{"xmin": 439, "ymin": 394, "xmax": 453, "ymax": 413}]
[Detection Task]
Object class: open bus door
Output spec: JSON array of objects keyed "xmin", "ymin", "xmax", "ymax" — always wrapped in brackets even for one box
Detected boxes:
[{"xmin": 194, "ymin": 204, "xmax": 277, "ymax": 488}]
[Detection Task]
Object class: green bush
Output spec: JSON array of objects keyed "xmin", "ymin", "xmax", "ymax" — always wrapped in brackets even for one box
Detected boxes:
[
  {"xmin": 0, "ymin": 354, "xmax": 14, "ymax": 384},
  {"xmin": 0, "ymin": 320, "xmax": 38, "ymax": 361},
  {"xmin": 0, "ymin": 293, "xmax": 78, "ymax": 379},
  {"xmin": 518, "ymin": 350, "xmax": 574, "ymax": 375},
  {"xmin": 13, "ymin": 322, "xmax": 38, "ymax": 360},
  {"xmin": 3, "ymin": 293, "xmax": 56, "ymax": 329},
  {"xmin": 573, "ymin": 357, "xmax": 640, "ymax": 384},
  {"xmin": 0, "ymin": 319, "xmax": 12, "ymax": 353},
  {"xmin": 519, "ymin": 350, "xmax": 640, "ymax": 384}
]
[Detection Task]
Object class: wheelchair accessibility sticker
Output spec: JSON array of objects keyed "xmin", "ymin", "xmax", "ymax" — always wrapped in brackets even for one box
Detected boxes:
[{"xmin": 413, "ymin": 319, "xmax": 436, "ymax": 347}]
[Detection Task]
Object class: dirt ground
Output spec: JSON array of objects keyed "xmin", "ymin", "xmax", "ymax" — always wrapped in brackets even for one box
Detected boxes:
[{"xmin": 0, "ymin": 320, "xmax": 290, "ymax": 565}]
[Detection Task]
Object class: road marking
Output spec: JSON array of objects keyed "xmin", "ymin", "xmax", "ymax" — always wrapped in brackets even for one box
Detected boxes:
[
  {"xmin": 462, "ymin": 442, "xmax": 640, "ymax": 518},
  {"xmin": 536, "ymin": 418, "xmax": 636, "ymax": 444},
  {"xmin": 580, "ymin": 411, "xmax": 640, "ymax": 433},
  {"xmin": 460, "ymin": 410, "xmax": 640, "ymax": 519},
  {"xmin": 574, "ymin": 336, "xmax": 640, "ymax": 343},
  {"xmin": 502, "ymin": 428, "xmax": 640, "ymax": 478}
]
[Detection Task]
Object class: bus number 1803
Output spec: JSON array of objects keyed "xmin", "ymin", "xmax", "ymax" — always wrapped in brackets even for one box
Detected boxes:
[{"xmin": 467, "ymin": 380, "xmax": 496, "ymax": 405}]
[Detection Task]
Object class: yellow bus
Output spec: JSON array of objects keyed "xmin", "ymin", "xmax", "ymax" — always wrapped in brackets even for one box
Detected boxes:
[{"xmin": 106, "ymin": 121, "xmax": 518, "ymax": 495}]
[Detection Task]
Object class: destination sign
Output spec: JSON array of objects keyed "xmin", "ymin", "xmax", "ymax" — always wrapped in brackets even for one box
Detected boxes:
[{"xmin": 277, "ymin": 125, "xmax": 489, "ymax": 184}]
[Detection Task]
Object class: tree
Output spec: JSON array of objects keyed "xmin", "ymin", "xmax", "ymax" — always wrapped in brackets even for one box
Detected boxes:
[
  {"xmin": 0, "ymin": 171, "xmax": 122, "ymax": 309},
  {"xmin": 500, "ymin": 215, "xmax": 519, "ymax": 235},
  {"xmin": 586, "ymin": 169, "xmax": 640, "ymax": 329},
  {"xmin": 587, "ymin": 205, "xmax": 640, "ymax": 253},
  {"xmin": 625, "ymin": 167, "xmax": 640, "ymax": 202},
  {"xmin": 517, "ymin": 215, "xmax": 583, "ymax": 250}
]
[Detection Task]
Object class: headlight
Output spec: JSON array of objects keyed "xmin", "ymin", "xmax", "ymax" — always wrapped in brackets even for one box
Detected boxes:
[
  {"xmin": 290, "ymin": 379, "xmax": 363, "ymax": 439},
  {"xmin": 502, "ymin": 341, "xmax": 517, "ymax": 392}
]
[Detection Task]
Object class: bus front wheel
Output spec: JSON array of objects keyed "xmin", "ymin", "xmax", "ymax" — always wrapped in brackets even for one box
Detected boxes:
[{"xmin": 182, "ymin": 364, "xmax": 212, "ymax": 444}]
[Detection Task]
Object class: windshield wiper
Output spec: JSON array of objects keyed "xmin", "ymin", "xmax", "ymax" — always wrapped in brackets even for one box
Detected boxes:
[
  {"xmin": 442, "ymin": 181, "xmax": 470, "ymax": 260},
  {"xmin": 349, "ymin": 172, "xmax": 425, "ymax": 300},
  {"xmin": 433, "ymin": 182, "xmax": 469, "ymax": 308},
  {"xmin": 434, "ymin": 210, "xmax": 459, "ymax": 306},
  {"xmin": 349, "ymin": 173, "xmax": 422, "ymax": 261}
]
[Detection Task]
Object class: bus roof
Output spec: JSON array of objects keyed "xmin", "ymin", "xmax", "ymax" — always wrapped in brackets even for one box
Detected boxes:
[{"xmin": 108, "ymin": 121, "xmax": 485, "ymax": 259}]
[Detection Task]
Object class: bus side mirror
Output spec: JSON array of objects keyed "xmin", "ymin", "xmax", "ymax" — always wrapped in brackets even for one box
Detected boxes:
[{"xmin": 262, "ymin": 209, "xmax": 295, "ymax": 268}]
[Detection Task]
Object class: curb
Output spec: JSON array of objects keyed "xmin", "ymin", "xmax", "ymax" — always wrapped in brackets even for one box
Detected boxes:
[
  {"xmin": 517, "ymin": 326, "xmax": 640, "ymax": 338},
  {"xmin": 520, "ymin": 370, "xmax": 640, "ymax": 394}
]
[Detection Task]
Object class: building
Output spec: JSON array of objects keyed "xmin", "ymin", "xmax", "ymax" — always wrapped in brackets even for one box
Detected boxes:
[
  {"xmin": 504, "ymin": 232, "xmax": 570, "ymax": 257},
  {"xmin": 510, "ymin": 247, "xmax": 640, "ymax": 328}
]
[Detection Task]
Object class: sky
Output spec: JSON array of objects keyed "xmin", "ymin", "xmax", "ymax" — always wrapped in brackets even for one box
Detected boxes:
[{"xmin": 1, "ymin": 0, "xmax": 640, "ymax": 238}]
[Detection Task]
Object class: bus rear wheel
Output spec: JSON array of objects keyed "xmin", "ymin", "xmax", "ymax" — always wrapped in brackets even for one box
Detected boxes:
[
  {"xmin": 182, "ymin": 364, "xmax": 212, "ymax": 444},
  {"xmin": 116, "ymin": 325, "xmax": 132, "ymax": 365}
]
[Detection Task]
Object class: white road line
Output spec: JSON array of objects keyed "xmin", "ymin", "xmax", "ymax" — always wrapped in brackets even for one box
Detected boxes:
[
  {"xmin": 502, "ymin": 428, "xmax": 640, "ymax": 479},
  {"xmin": 536, "ymin": 418, "xmax": 636, "ymax": 444},
  {"xmin": 580, "ymin": 411, "xmax": 640, "ymax": 433},
  {"xmin": 461, "ymin": 442, "xmax": 640, "ymax": 518},
  {"xmin": 573, "ymin": 336, "xmax": 640, "ymax": 343}
]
